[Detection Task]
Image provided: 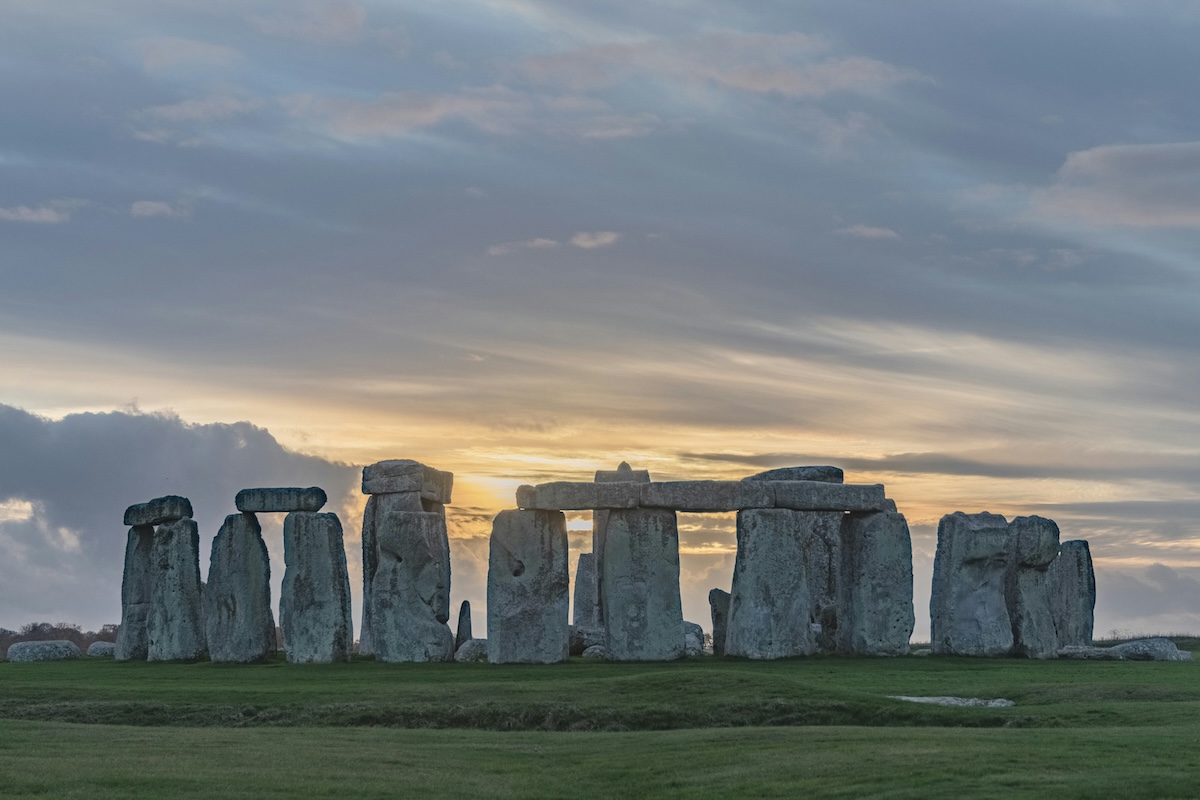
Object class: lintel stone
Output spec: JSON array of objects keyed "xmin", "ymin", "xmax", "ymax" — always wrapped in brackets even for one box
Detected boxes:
[
  {"xmin": 639, "ymin": 480, "xmax": 774, "ymax": 512},
  {"xmin": 236, "ymin": 487, "xmax": 327, "ymax": 513},
  {"xmin": 770, "ymin": 481, "xmax": 887, "ymax": 512},
  {"xmin": 516, "ymin": 482, "xmax": 641, "ymax": 511},
  {"xmin": 362, "ymin": 460, "xmax": 453, "ymax": 503},
  {"xmin": 124, "ymin": 495, "xmax": 192, "ymax": 527}
]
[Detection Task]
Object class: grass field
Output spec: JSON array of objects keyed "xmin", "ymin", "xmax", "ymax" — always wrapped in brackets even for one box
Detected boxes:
[{"xmin": 2, "ymin": 643, "xmax": 1198, "ymax": 798}]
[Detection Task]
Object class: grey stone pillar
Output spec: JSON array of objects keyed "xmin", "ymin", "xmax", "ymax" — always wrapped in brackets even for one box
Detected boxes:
[
  {"xmin": 487, "ymin": 509, "xmax": 570, "ymax": 664},
  {"xmin": 1006, "ymin": 516, "xmax": 1060, "ymax": 658},
  {"xmin": 369, "ymin": 510, "xmax": 454, "ymax": 662},
  {"xmin": 147, "ymin": 518, "xmax": 207, "ymax": 661},
  {"xmin": 205, "ymin": 512, "xmax": 276, "ymax": 663},
  {"xmin": 592, "ymin": 461, "xmax": 651, "ymax": 628},
  {"xmin": 930, "ymin": 512, "xmax": 1013, "ymax": 656},
  {"xmin": 280, "ymin": 511, "xmax": 353, "ymax": 663},
  {"xmin": 455, "ymin": 599, "xmax": 473, "ymax": 651},
  {"xmin": 837, "ymin": 511, "xmax": 914, "ymax": 656},
  {"xmin": 572, "ymin": 552, "xmax": 597, "ymax": 627},
  {"xmin": 601, "ymin": 508, "xmax": 684, "ymax": 661},
  {"xmin": 1050, "ymin": 539, "xmax": 1095, "ymax": 647},
  {"xmin": 115, "ymin": 524, "xmax": 155, "ymax": 661},
  {"xmin": 708, "ymin": 588, "xmax": 730, "ymax": 656}
]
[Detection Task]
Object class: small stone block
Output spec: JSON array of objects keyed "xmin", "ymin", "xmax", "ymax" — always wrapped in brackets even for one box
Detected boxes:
[
  {"xmin": 236, "ymin": 487, "xmax": 327, "ymax": 513},
  {"xmin": 744, "ymin": 466, "xmax": 844, "ymax": 483},
  {"xmin": 123, "ymin": 495, "xmax": 192, "ymax": 526},
  {"xmin": 361, "ymin": 460, "xmax": 453, "ymax": 503},
  {"xmin": 770, "ymin": 481, "xmax": 887, "ymax": 512},
  {"xmin": 639, "ymin": 480, "xmax": 774, "ymax": 512},
  {"xmin": 516, "ymin": 482, "xmax": 641, "ymax": 510}
]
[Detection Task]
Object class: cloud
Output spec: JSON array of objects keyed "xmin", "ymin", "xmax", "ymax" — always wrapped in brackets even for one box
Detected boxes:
[
  {"xmin": 282, "ymin": 86, "xmax": 528, "ymax": 139},
  {"xmin": 834, "ymin": 224, "xmax": 900, "ymax": 240},
  {"xmin": 1030, "ymin": 142, "xmax": 1200, "ymax": 228},
  {"xmin": 250, "ymin": 0, "xmax": 366, "ymax": 44},
  {"xmin": 569, "ymin": 231, "xmax": 620, "ymax": 249},
  {"xmin": 132, "ymin": 36, "xmax": 241, "ymax": 73},
  {"xmin": 138, "ymin": 93, "xmax": 260, "ymax": 124},
  {"xmin": 0, "ymin": 204, "xmax": 71, "ymax": 223},
  {"xmin": 486, "ymin": 237, "xmax": 561, "ymax": 256},
  {"xmin": 130, "ymin": 200, "xmax": 190, "ymax": 219}
]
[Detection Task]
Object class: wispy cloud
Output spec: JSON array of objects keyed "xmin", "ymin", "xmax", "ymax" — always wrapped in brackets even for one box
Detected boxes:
[
  {"xmin": 569, "ymin": 231, "xmax": 620, "ymax": 249},
  {"xmin": 249, "ymin": 0, "xmax": 366, "ymax": 44},
  {"xmin": 131, "ymin": 200, "xmax": 190, "ymax": 219},
  {"xmin": 486, "ymin": 237, "xmax": 560, "ymax": 256},
  {"xmin": 0, "ymin": 199, "xmax": 79, "ymax": 224},
  {"xmin": 835, "ymin": 224, "xmax": 900, "ymax": 239},
  {"xmin": 132, "ymin": 36, "xmax": 241, "ymax": 73}
]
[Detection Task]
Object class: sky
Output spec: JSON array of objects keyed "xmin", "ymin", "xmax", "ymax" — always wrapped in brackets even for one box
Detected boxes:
[{"xmin": 3, "ymin": 0, "xmax": 1200, "ymax": 642}]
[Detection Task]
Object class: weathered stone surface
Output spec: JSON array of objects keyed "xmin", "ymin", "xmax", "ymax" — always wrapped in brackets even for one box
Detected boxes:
[
  {"xmin": 726, "ymin": 509, "xmax": 817, "ymax": 659},
  {"xmin": 205, "ymin": 512, "xmax": 276, "ymax": 663},
  {"xmin": 1051, "ymin": 540, "xmax": 1095, "ymax": 647},
  {"xmin": 1059, "ymin": 638, "xmax": 1193, "ymax": 662},
  {"xmin": 573, "ymin": 553, "xmax": 597, "ymax": 627},
  {"xmin": 87, "ymin": 641, "xmax": 116, "ymax": 657},
  {"xmin": 708, "ymin": 588, "xmax": 730, "ymax": 656},
  {"xmin": 487, "ymin": 510, "xmax": 570, "ymax": 664},
  {"xmin": 771, "ymin": 481, "xmax": 887, "ymax": 512},
  {"xmin": 582, "ymin": 644, "xmax": 607, "ymax": 659},
  {"xmin": 235, "ymin": 487, "xmax": 326, "ymax": 513},
  {"xmin": 6, "ymin": 640, "xmax": 82, "ymax": 662},
  {"xmin": 804, "ymin": 511, "xmax": 845, "ymax": 652},
  {"xmin": 516, "ymin": 482, "xmax": 641, "ymax": 511},
  {"xmin": 639, "ymin": 480, "xmax": 773, "ymax": 512},
  {"xmin": 595, "ymin": 461, "xmax": 651, "ymax": 483},
  {"xmin": 601, "ymin": 509, "xmax": 685, "ymax": 661},
  {"xmin": 837, "ymin": 511, "xmax": 915, "ymax": 656},
  {"xmin": 123, "ymin": 495, "xmax": 192, "ymax": 527},
  {"xmin": 745, "ymin": 466, "xmax": 843, "ymax": 484},
  {"xmin": 115, "ymin": 524, "xmax": 155, "ymax": 661},
  {"xmin": 1006, "ymin": 515, "xmax": 1060, "ymax": 659},
  {"xmin": 370, "ymin": 511, "xmax": 454, "ymax": 662},
  {"xmin": 455, "ymin": 600, "xmax": 473, "ymax": 652},
  {"xmin": 455, "ymin": 638, "xmax": 488, "ymax": 662},
  {"xmin": 683, "ymin": 621, "xmax": 705, "ymax": 656},
  {"xmin": 359, "ymin": 492, "xmax": 425, "ymax": 655},
  {"xmin": 568, "ymin": 625, "xmax": 605, "ymax": 656},
  {"xmin": 930, "ymin": 512, "xmax": 1013, "ymax": 656},
  {"xmin": 146, "ymin": 518, "xmax": 206, "ymax": 661},
  {"xmin": 594, "ymin": 463, "xmax": 652, "ymax": 630},
  {"xmin": 280, "ymin": 511, "xmax": 353, "ymax": 663},
  {"xmin": 361, "ymin": 460, "xmax": 453, "ymax": 503}
]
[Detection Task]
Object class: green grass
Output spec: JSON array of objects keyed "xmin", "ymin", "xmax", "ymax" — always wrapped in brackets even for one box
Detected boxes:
[{"xmin": 1, "ymin": 645, "xmax": 1198, "ymax": 798}]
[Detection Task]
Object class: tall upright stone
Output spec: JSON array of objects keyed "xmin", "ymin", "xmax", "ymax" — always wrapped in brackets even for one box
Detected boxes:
[
  {"xmin": 573, "ymin": 552, "xmax": 597, "ymax": 627},
  {"xmin": 1006, "ymin": 516, "xmax": 1060, "ymax": 658},
  {"xmin": 280, "ymin": 511, "xmax": 353, "ymax": 663},
  {"xmin": 726, "ymin": 509, "xmax": 816, "ymax": 659},
  {"xmin": 115, "ymin": 524, "xmax": 155, "ymax": 661},
  {"xmin": 205, "ymin": 512, "xmax": 276, "ymax": 663},
  {"xmin": 370, "ymin": 511, "xmax": 454, "ymax": 662},
  {"xmin": 1051, "ymin": 540, "xmax": 1095, "ymax": 647},
  {"xmin": 455, "ymin": 600, "xmax": 473, "ymax": 651},
  {"xmin": 837, "ymin": 511, "xmax": 914, "ymax": 656},
  {"xmin": 147, "ymin": 518, "xmax": 206, "ymax": 661},
  {"xmin": 593, "ymin": 462, "xmax": 651, "ymax": 628},
  {"xmin": 487, "ymin": 509, "xmax": 570, "ymax": 664},
  {"xmin": 708, "ymin": 588, "xmax": 730, "ymax": 657},
  {"xmin": 930, "ymin": 512, "xmax": 1013, "ymax": 656},
  {"xmin": 601, "ymin": 508, "xmax": 685, "ymax": 661}
]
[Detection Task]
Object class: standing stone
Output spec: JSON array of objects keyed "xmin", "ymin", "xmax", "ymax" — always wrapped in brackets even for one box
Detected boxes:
[
  {"xmin": 726, "ymin": 509, "xmax": 816, "ymax": 659},
  {"xmin": 487, "ymin": 509, "xmax": 570, "ymax": 664},
  {"xmin": 280, "ymin": 511, "xmax": 353, "ymax": 663},
  {"xmin": 804, "ymin": 512, "xmax": 844, "ymax": 651},
  {"xmin": 930, "ymin": 512, "xmax": 1013, "ymax": 656},
  {"xmin": 708, "ymin": 588, "xmax": 730, "ymax": 656},
  {"xmin": 837, "ymin": 511, "xmax": 914, "ymax": 656},
  {"xmin": 370, "ymin": 511, "xmax": 454, "ymax": 662},
  {"xmin": 593, "ymin": 462, "xmax": 651, "ymax": 629},
  {"xmin": 601, "ymin": 508, "xmax": 685, "ymax": 661},
  {"xmin": 1006, "ymin": 516, "xmax": 1061, "ymax": 658},
  {"xmin": 1051, "ymin": 540, "xmax": 1095, "ymax": 647},
  {"xmin": 115, "ymin": 524, "xmax": 155, "ymax": 661},
  {"xmin": 455, "ymin": 600, "xmax": 473, "ymax": 651},
  {"xmin": 573, "ymin": 553, "xmax": 597, "ymax": 626},
  {"xmin": 359, "ymin": 491, "xmax": 424, "ymax": 655},
  {"xmin": 205, "ymin": 512, "xmax": 276, "ymax": 663},
  {"xmin": 147, "ymin": 518, "xmax": 206, "ymax": 661}
]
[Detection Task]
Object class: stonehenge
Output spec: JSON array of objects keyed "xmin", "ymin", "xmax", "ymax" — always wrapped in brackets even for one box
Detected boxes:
[
  {"xmin": 1051, "ymin": 540, "xmax": 1096, "ymax": 647},
  {"xmin": 280, "ymin": 511, "xmax": 353, "ymax": 663},
  {"xmin": 487, "ymin": 509, "xmax": 570, "ymax": 664},
  {"xmin": 708, "ymin": 588, "xmax": 730, "ymax": 657},
  {"xmin": 837, "ymin": 510, "xmax": 915, "ymax": 656},
  {"xmin": 205, "ymin": 512, "xmax": 276, "ymax": 663},
  {"xmin": 931, "ymin": 512, "xmax": 1014, "ymax": 656},
  {"xmin": 370, "ymin": 510, "xmax": 454, "ymax": 662},
  {"xmin": 572, "ymin": 553, "xmax": 597, "ymax": 627},
  {"xmin": 456, "ymin": 600, "xmax": 473, "ymax": 651},
  {"xmin": 1005, "ymin": 516, "xmax": 1061, "ymax": 658},
  {"xmin": 147, "ymin": 517, "xmax": 207, "ymax": 661},
  {"xmin": 600, "ymin": 508, "xmax": 685, "ymax": 661}
]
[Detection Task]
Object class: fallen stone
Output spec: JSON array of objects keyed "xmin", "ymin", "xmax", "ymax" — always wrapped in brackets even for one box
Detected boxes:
[
  {"xmin": 1059, "ymin": 638, "xmax": 1193, "ymax": 662},
  {"xmin": 569, "ymin": 625, "xmax": 605, "ymax": 656},
  {"xmin": 455, "ymin": 600, "xmax": 473, "ymax": 652},
  {"xmin": 837, "ymin": 511, "xmax": 915, "ymax": 656},
  {"xmin": 683, "ymin": 621, "xmax": 705, "ymax": 656},
  {"xmin": 124, "ymin": 495, "xmax": 192, "ymax": 527},
  {"xmin": 639, "ymin": 480, "xmax": 773, "ymax": 512},
  {"xmin": 744, "ymin": 466, "xmax": 843, "ymax": 484},
  {"xmin": 487, "ymin": 509, "xmax": 570, "ymax": 664},
  {"xmin": 930, "ymin": 512, "xmax": 1012, "ymax": 656},
  {"xmin": 235, "ymin": 487, "xmax": 327, "ymax": 513},
  {"xmin": 516, "ymin": 482, "xmax": 641, "ymax": 511},
  {"xmin": 726, "ymin": 509, "xmax": 817, "ymax": 659},
  {"xmin": 205, "ymin": 512, "xmax": 276, "ymax": 663},
  {"xmin": 1006, "ymin": 516, "xmax": 1060, "ymax": 659},
  {"xmin": 6, "ymin": 640, "xmax": 82, "ymax": 662},
  {"xmin": 594, "ymin": 463, "xmax": 652, "ymax": 630},
  {"xmin": 1051, "ymin": 540, "xmax": 1096, "ymax": 647},
  {"xmin": 595, "ymin": 461, "xmax": 651, "ymax": 483},
  {"xmin": 601, "ymin": 508, "xmax": 685, "ymax": 661},
  {"xmin": 911, "ymin": 648, "xmax": 932, "ymax": 656},
  {"xmin": 771, "ymin": 481, "xmax": 887, "ymax": 512},
  {"xmin": 359, "ymin": 491, "xmax": 425, "ymax": 656},
  {"xmin": 454, "ymin": 638, "xmax": 488, "ymax": 663},
  {"xmin": 87, "ymin": 641, "xmax": 116, "ymax": 657},
  {"xmin": 147, "ymin": 518, "xmax": 206, "ymax": 662},
  {"xmin": 280, "ymin": 511, "xmax": 353, "ymax": 663},
  {"xmin": 573, "ymin": 553, "xmax": 597, "ymax": 627},
  {"xmin": 361, "ymin": 460, "xmax": 453, "ymax": 503},
  {"xmin": 115, "ymin": 524, "xmax": 155, "ymax": 661},
  {"xmin": 582, "ymin": 644, "xmax": 607, "ymax": 659},
  {"xmin": 891, "ymin": 696, "xmax": 1015, "ymax": 708},
  {"xmin": 709, "ymin": 588, "xmax": 730, "ymax": 656},
  {"xmin": 370, "ymin": 511, "xmax": 454, "ymax": 662}
]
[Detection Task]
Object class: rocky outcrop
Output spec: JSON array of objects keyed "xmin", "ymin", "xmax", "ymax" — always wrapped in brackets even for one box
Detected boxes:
[
  {"xmin": 572, "ymin": 553, "xmax": 597, "ymax": 627},
  {"xmin": 726, "ymin": 509, "xmax": 816, "ymax": 659},
  {"xmin": 235, "ymin": 487, "xmax": 327, "ymax": 513},
  {"xmin": 1051, "ymin": 540, "xmax": 1095, "ymax": 647},
  {"xmin": 115, "ymin": 524, "xmax": 155, "ymax": 661},
  {"xmin": 147, "ymin": 518, "xmax": 206, "ymax": 662},
  {"xmin": 1006, "ymin": 516, "xmax": 1060, "ymax": 658},
  {"xmin": 601, "ymin": 508, "xmax": 685, "ymax": 661},
  {"xmin": 370, "ymin": 511, "xmax": 454, "ymax": 662},
  {"xmin": 837, "ymin": 510, "xmax": 915, "ymax": 656},
  {"xmin": 205, "ymin": 512, "xmax": 276, "ymax": 663},
  {"xmin": 708, "ymin": 588, "xmax": 730, "ymax": 656},
  {"xmin": 455, "ymin": 600, "xmax": 473, "ymax": 652},
  {"xmin": 930, "ymin": 512, "xmax": 1013, "ymax": 656},
  {"xmin": 280, "ymin": 511, "xmax": 353, "ymax": 663},
  {"xmin": 487, "ymin": 509, "xmax": 570, "ymax": 664},
  {"xmin": 6, "ymin": 640, "xmax": 82, "ymax": 662}
]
